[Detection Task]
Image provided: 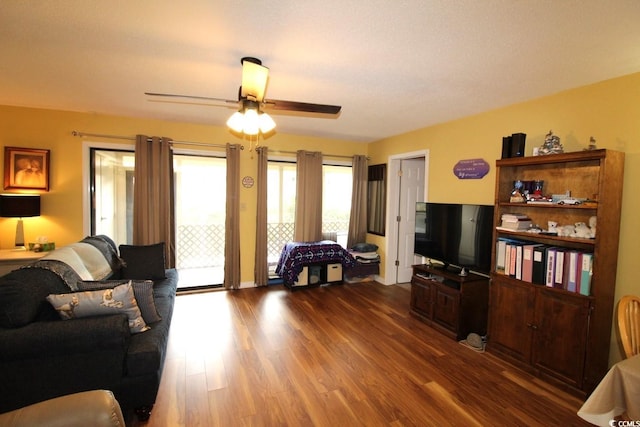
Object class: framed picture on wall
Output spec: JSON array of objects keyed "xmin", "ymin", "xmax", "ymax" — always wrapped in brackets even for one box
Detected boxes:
[{"xmin": 4, "ymin": 146, "xmax": 50, "ymax": 191}]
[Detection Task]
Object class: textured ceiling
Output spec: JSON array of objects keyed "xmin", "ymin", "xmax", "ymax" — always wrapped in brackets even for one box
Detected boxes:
[{"xmin": 2, "ymin": 1, "xmax": 640, "ymax": 142}]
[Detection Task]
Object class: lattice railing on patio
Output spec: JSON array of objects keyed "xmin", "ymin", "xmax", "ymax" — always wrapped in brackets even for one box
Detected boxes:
[
  {"xmin": 176, "ymin": 224, "xmax": 225, "ymax": 269},
  {"xmin": 177, "ymin": 221, "xmax": 348, "ymax": 269}
]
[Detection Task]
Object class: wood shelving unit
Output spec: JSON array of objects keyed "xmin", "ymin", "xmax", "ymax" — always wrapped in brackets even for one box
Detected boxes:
[{"xmin": 487, "ymin": 149, "xmax": 625, "ymax": 396}]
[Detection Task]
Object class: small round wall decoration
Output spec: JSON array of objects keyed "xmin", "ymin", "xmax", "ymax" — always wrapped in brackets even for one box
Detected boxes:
[{"xmin": 242, "ymin": 176, "xmax": 254, "ymax": 188}]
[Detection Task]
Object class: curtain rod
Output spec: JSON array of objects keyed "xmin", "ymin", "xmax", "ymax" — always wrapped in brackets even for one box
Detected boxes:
[
  {"xmin": 268, "ymin": 149, "xmax": 369, "ymax": 161},
  {"xmin": 72, "ymin": 131, "xmax": 366, "ymax": 159},
  {"xmin": 71, "ymin": 131, "xmax": 243, "ymax": 150}
]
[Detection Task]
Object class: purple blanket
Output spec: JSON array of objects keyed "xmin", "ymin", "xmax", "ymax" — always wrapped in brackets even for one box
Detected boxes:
[{"xmin": 275, "ymin": 241, "xmax": 356, "ymax": 285}]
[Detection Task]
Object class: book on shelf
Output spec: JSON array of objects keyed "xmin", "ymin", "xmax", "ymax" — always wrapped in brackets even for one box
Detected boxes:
[
  {"xmin": 500, "ymin": 214, "xmax": 532, "ymax": 228},
  {"xmin": 498, "ymin": 221, "xmax": 533, "ymax": 231},
  {"xmin": 501, "ymin": 213, "xmax": 530, "ymax": 220}
]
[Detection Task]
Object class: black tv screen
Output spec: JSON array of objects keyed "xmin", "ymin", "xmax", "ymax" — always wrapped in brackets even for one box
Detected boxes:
[{"xmin": 414, "ymin": 202, "xmax": 494, "ymax": 275}]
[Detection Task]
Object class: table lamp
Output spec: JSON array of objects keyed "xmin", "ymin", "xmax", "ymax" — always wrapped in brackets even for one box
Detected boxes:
[{"xmin": 0, "ymin": 194, "xmax": 41, "ymax": 249}]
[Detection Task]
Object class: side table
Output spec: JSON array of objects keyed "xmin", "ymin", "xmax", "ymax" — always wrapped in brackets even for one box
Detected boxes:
[{"xmin": 0, "ymin": 249, "xmax": 46, "ymax": 277}]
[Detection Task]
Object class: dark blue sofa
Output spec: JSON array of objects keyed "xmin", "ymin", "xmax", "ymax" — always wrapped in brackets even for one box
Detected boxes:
[{"xmin": 0, "ymin": 236, "xmax": 178, "ymax": 421}]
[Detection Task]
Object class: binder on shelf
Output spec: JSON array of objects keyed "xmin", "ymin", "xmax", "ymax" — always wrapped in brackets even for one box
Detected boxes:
[
  {"xmin": 545, "ymin": 247, "xmax": 557, "ymax": 288},
  {"xmin": 509, "ymin": 243, "xmax": 520, "ymax": 277},
  {"xmin": 503, "ymin": 240, "xmax": 512, "ymax": 276},
  {"xmin": 579, "ymin": 253, "xmax": 594, "ymax": 296},
  {"xmin": 554, "ymin": 249, "xmax": 566, "ymax": 289},
  {"xmin": 567, "ymin": 251, "xmax": 580, "ymax": 293},
  {"xmin": 532, "ymin": 245, "xmax": 547, "ymax": 285},
  {"xmin": 522, "ymin": 243, "xmax": 544, "ymax": 283},
  {"xmin": 515, "ymin": 244, "xmax": 524, "ymax": 280},
  {"xmin": 496, "ymin": 238, "xmax": 508, "ymax": 273}
]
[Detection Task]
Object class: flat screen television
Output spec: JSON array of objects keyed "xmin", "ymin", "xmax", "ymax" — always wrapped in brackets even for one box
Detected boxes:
[{"xmin": 414, "ymin": 202, "xmax": 494, "ymax": 275}]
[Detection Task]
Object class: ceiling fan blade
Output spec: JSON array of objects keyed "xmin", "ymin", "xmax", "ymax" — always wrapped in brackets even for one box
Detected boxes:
[
  {"xmin": 145, "ymin": 92, "xmax": 237, "ymax": 105},
  {"xmin": 263, "ymin": 99, "xmax": 342, "ymax": 115},
  {"xmin": 240, "ymin": 59, "xmax": 269, "ymax": 102}
]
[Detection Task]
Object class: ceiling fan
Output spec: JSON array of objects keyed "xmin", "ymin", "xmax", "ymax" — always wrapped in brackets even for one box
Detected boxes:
[{"xmin": 145, "ymin": 57, "xmax": 341, "ymax": 135}]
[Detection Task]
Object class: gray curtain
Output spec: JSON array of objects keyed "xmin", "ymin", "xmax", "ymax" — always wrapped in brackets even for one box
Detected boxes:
[
  {"xmin": 133, "ymin": 135, "xmax": 175, "ymax": 268},
  {"xmin": 254, "ymin": 146, "xmax": 269, "ymax": 287},
  {"xmin": 294, "ymin": 150, "xmax": 323, "ymax": 242},
  {"xmin": 347, "ymin": 155, "xmax": 368, "ymax": 248},
  {"xmin": 224, "ymin": 143, "xmax": 241, "ymax": 289}
]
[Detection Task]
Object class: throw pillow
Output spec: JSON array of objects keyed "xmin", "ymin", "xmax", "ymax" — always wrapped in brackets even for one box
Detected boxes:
[
  {"xmin": 77, "ymin": 279, "xmax": 161, "ymax": 324},
  {"xmin": 46, "ymin": 282, "xmax": 150, "ymax": 333},
  {"xmin": 351, "ymin": 242, "xmax": 379, "ymax": 252},
  {"xmin": 119, "ymin": 243, "xmax": 167, "ymax": 280}
]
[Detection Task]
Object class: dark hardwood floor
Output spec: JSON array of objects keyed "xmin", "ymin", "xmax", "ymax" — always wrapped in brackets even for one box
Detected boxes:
[{"xmin": 142, "ymin": 281, "xmax": 591, "ymax": 426}]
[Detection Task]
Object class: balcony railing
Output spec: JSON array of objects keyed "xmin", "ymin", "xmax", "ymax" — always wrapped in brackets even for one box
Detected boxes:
[{"xmin": 176, "ymin": 221, "xmax": 348, "ymax": 269}]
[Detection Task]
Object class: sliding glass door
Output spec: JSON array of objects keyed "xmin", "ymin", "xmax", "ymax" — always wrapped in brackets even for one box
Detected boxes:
[{"xmin": 173, "ymin": 154, "xmax": 226, "ymax": 288}]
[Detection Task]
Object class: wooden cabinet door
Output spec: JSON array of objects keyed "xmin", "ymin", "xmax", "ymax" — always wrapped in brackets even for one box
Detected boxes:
[
  {"xmin": 531, "ymin": 289, "xmax": 590, "ymax": 389},
  {"xmin": 410, "ymin": 279, "xmax": 433, "ymax": 319},
  {"xmin": 488, "ymin": 278, "xmax": 535, "ymax": 363},
  {"xmin": 432, "ymin": 285, "xmax": 460, "ymax": 334}
]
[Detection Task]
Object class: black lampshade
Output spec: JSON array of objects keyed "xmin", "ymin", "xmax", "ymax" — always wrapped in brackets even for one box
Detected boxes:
[{"xmin": 0, "ymin": 194, "xmax": 41, "ymax": 218}]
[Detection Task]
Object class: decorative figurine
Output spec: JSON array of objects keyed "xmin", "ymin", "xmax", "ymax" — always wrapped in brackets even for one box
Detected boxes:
[
  {"xmin": 573, "ymin": 222, "xmax": 592, "ymax": 238},
  {"xmin": 510, "ymin": 180, "xmax": 525, "ymax": 203},
  {"xmin": 538, "ymin": 130, "xmax": 564, "ymax": 155},
  {"xmin": 585, "ymin": 136, "xmax": 597, "ymax": 151}
]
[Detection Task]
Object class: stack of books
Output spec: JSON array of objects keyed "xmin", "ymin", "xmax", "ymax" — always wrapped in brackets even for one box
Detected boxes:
[
  {"xmin": 495, "ymin": 237, "xmax": 593, "ymax": 296},
  {"xmin": 498, "ymin": 213, "xmax": 532, "ymax": 231}
]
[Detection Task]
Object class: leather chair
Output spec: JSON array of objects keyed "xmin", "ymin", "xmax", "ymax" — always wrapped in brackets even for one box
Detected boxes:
[{"xmin": 0, "ymin": 389, "xmax": 125, "ymax": 427}]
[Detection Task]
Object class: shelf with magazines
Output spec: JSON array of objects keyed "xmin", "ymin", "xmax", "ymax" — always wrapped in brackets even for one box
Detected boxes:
[{"xmin": 488, "ymin": 149, "xmax": 625, "ymax": 397}]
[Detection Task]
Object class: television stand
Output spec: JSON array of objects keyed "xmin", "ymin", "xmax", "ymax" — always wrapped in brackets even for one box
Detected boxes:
[{"xmin": 409, "ymin": 264, "xmax": 489, "ymax": 340}]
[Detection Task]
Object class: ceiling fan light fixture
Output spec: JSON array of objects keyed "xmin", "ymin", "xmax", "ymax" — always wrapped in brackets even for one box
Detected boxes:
[
  {"xmin": 226, "ymin": 111, "xmax": 245, "ymax": 133},
  {"xmin": 259, "ymin": 112, "xmax": 276, "ymax": 133},
  {"xmin": 242, "ymin": 108, "xmax": 260, "ymax": 135}
]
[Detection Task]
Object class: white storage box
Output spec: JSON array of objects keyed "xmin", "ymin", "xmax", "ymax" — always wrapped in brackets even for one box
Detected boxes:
[
  {"xmin": 293, "ymin": 266, "xmax": 309, "ymax": 286},
  {"xmin": 327, "ymin": 263, "xmax": 342, "ymax": 282}
]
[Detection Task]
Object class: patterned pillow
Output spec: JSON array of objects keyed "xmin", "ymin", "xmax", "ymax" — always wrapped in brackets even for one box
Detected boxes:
[
  {"xmin": 77, "ymin": 279, "xmax": 161, "ymax": 324},
  {"xmin": 46, "ymin": 282, "xmax": 149, "ymax": 333}
]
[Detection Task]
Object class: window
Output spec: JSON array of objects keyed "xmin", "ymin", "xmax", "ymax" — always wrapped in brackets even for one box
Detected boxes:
[
  {"xmin": 322, "ymin": 164, "xmax": 352, "ymax": 247},
  {"xmin": 267, "ymin": 161, "xmax": 296, "ymax": 266},
  {"xmin": 266, "ymin": 160, "xmax": 352, "ymax": 269}
]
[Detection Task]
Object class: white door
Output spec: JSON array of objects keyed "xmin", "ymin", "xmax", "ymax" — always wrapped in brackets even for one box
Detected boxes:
[{"xmin": 396, "ymin": 158, "xmax": 426, "ymax": 283}]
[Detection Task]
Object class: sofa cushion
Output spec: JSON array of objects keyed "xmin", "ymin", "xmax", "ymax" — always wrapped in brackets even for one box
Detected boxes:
[
  {"xmin": 119, "ymin": 243, "xmax": 167, "ymax": 280},
  {"xmin": 125, "ymin": 269, "xmax": 177, "ymax": 377},
  {"xmin": 78, "ymin": 279, "xmax": 162, "ymax": 324},
  {"xmin": 0, "ymin": 279, "xmax": 43, "ymax": 328},
  {"xmin": 46, "ymin": 282, "xmax": 149, "ymax": 333}
]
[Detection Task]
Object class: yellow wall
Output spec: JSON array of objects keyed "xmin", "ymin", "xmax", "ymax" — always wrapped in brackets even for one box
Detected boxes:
[
  {"xmin": 370, "ymin": 71, "xmax": 640, "ymax": 364},
  {"xmin": 1, "ymin": 71, "xmax": 639, "ymax": 365},
  {"xmin": 0, "ymin": 106, "xmax": 368, "ymax": 283}
]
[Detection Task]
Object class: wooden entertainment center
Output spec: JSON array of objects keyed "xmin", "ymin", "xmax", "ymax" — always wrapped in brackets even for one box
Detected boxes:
[
  {"xmin": 409, "ymin": 149, "xmax": 624, "ymax": 397},
  {"xmin": 410, "ymin": 264, "xmax": 489, "ymax": 340}
]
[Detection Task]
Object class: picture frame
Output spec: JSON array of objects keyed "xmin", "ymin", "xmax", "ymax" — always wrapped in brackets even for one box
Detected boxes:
[{"xmin": 4, "ymin": 146, "xmax": 50, "ymax": 191}]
